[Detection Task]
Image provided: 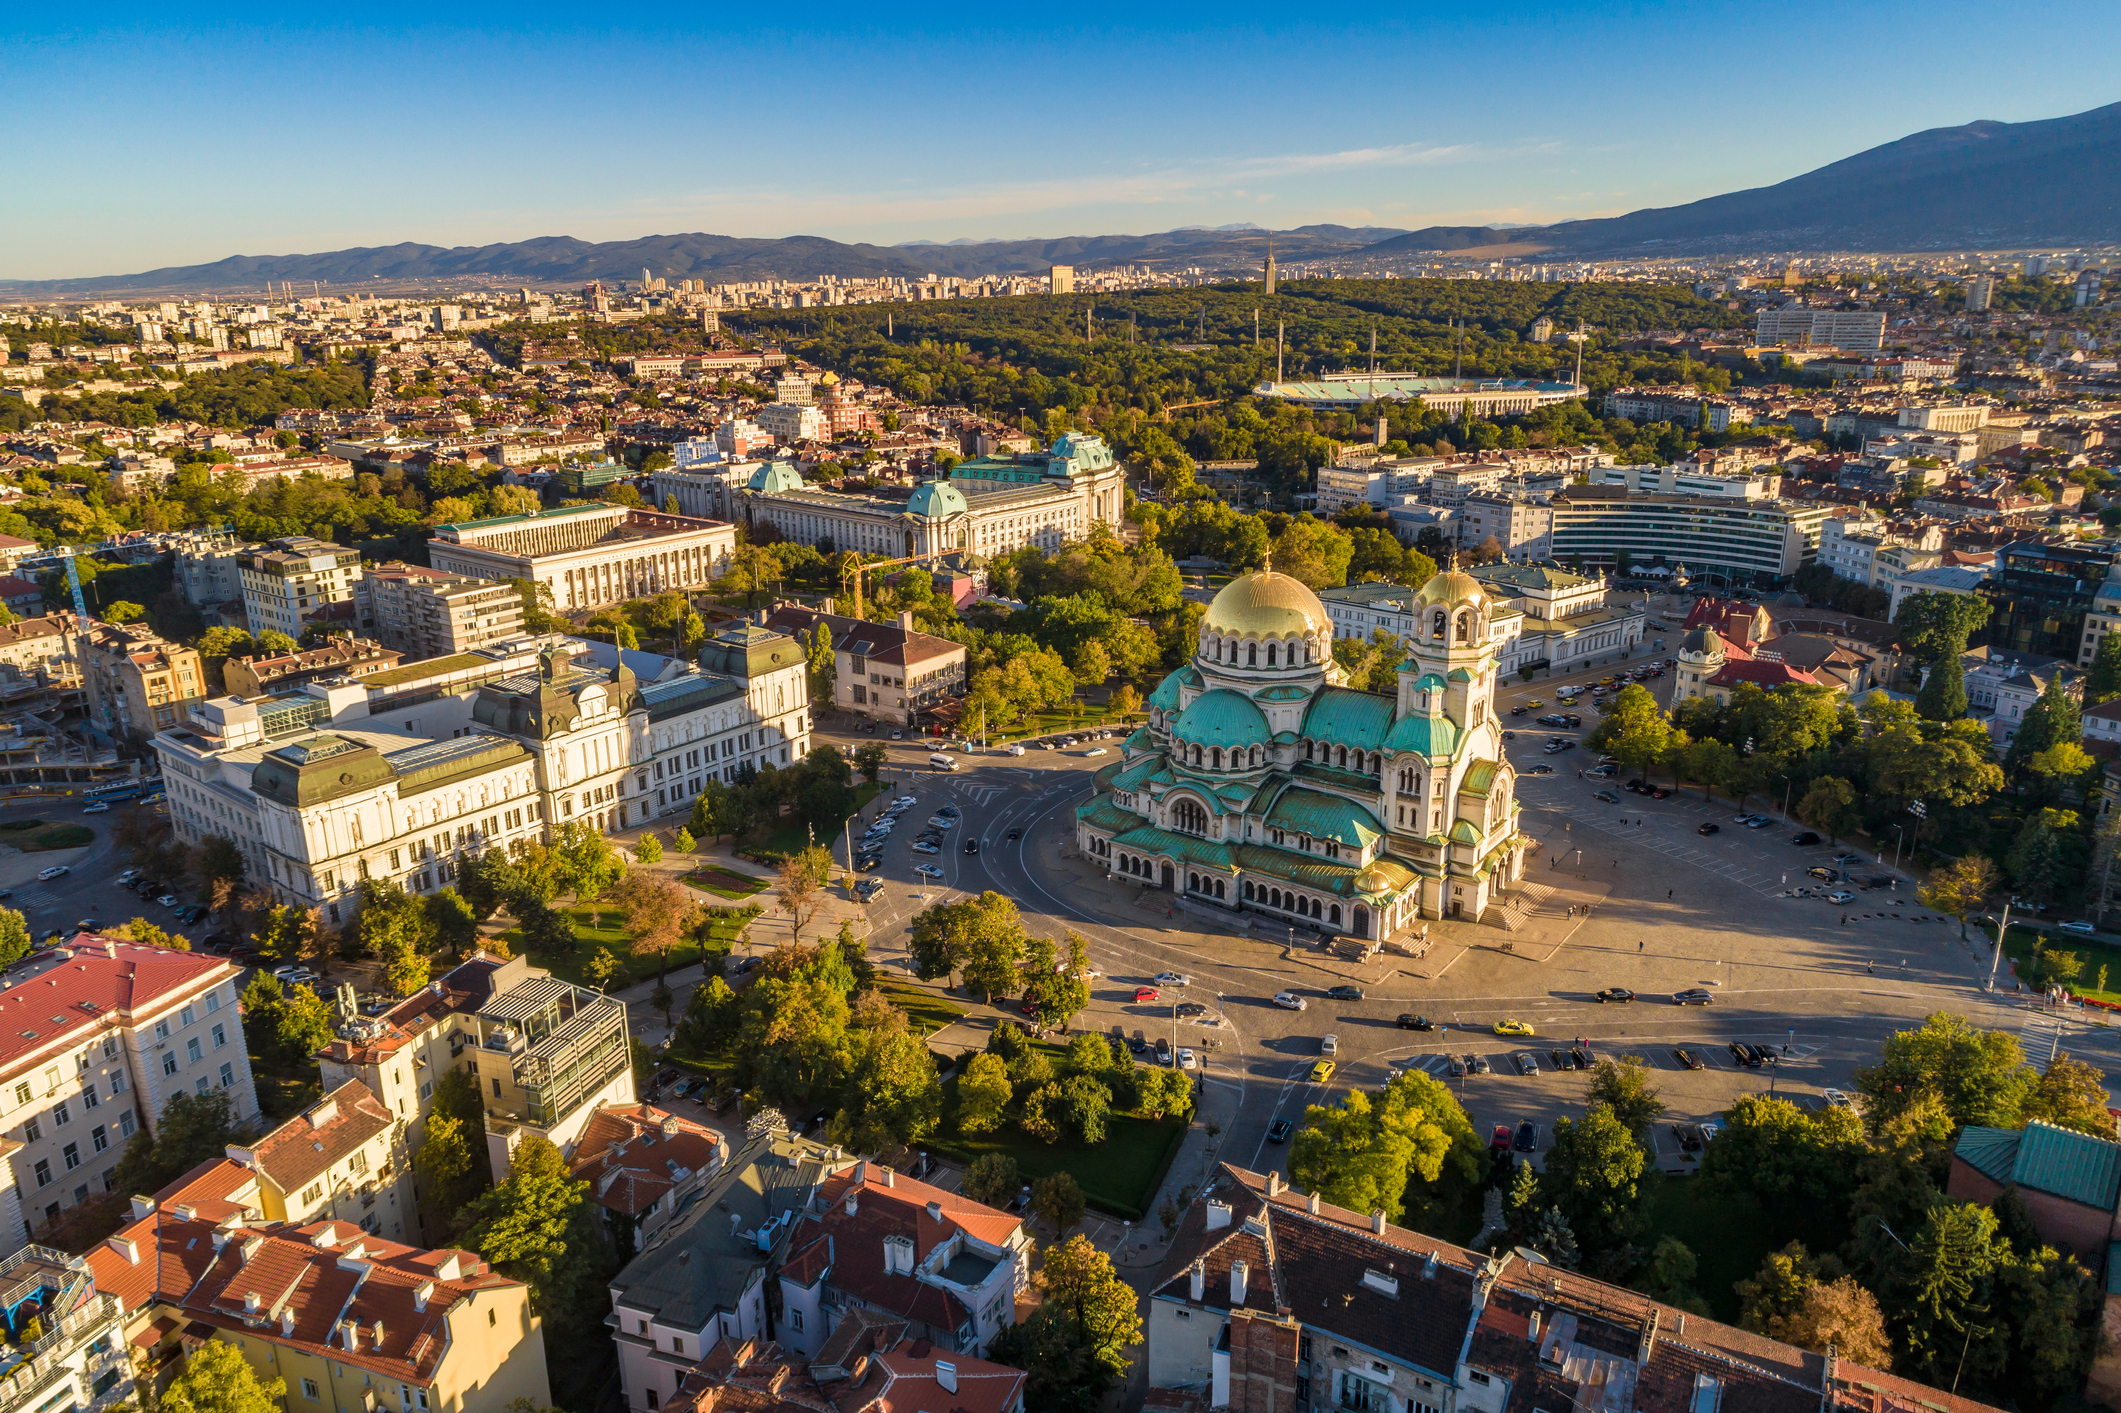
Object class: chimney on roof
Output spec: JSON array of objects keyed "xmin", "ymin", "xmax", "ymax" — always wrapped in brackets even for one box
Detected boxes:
[
  {"xmin": 371, "ymin": 1320, "xmax": 384, "ymax": 1347},
  {"xmin": 1371, "ymin": 1210, "xmax": 1387, "ymax": 1235},
  {"xmin": 854, "ymin": 1160, "xmax": 868, "ymax": 1185},
  {"xmin": 414, "ymin": 1281, "xmax": 434, "ymax": 1313},
  {"xmin": 845, "ymin": 1190, "xmax": 859, "ymax": 1218},
  {"xmin": 1230, "ymin": 1259, "xmax": 1249, "ymax": 1306},
  {"xmin": 1205, "ymin": 1201, "xmax": 1231, "ymax": 1232},
  {"xmin": 108, "ymin": 1235, "xmax": 139, "ymax": 1265},
  {"xmin": 660, "ymin": 1113, "xmax": 680, "ymax": 1139},
  {"xmin": 1189, "ymin": 1259, "xmax": 1205, "ymax": 1303},
  {"xmin": 925, "ymin": 1200, "xmax": 942, "ymax": 1224},
  {"xmin": 935, "ymin": 1362, "xmax": 958, "ymax": 1395},
  {"xmin": 1528, "ymin": 1310, "xmax": 1541, "ymax": 1343},
  {"xmin": 280, "ymin": 1309, "xmax": 295, "ymax": 1337},
  {"xmin": 1637, "ymin": 1309, "xmax": 1659, "ymax": 1366},
  {"xmin": 878, "ymin": 1166, "xmax": 894, "ymax": 1188},
  {"xmin": 1265, "ymin": 1171, "xmax": 1282, "ymax": 1197},
  {"xmin": 898, "ymin": 611, "xmax": 914, "ymax": 632},
  {"xmin": 1307, "ymin": 1191, "xmax": 1320, "ymax": 1215}
]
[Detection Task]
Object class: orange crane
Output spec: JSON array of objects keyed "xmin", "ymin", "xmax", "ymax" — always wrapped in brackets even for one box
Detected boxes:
[{"xmin": 838, "ymin": 549, "xmax": 945, "ymax": 619}]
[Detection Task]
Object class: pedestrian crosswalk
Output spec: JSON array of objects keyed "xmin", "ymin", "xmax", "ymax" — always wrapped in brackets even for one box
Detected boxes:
[
  {"xmin": 2019, "ymin": 1014, "xmax": 2069, "ymax": 1064},
  {"xmin": 12, "ymin": 890, "xmax": 58, "ymax": 911}
]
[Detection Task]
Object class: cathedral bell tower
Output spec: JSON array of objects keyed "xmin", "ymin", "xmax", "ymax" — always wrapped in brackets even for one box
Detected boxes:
[{"xmin": 1397, "ymin": 569, "xmax": 1495, "ymax": 729}]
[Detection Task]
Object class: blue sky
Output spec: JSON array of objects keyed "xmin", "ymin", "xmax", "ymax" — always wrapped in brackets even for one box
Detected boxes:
[{"xmin": 6, "ymin": 1, "xmax": 2120, "ymax": 280}]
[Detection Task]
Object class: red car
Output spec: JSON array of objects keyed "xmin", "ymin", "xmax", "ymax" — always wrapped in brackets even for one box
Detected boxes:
[
  {"xmin": 1490, "ymin": 1124, "xmax": 1512, "ymax": 1151},
  {"xmin": 1134, "ymin": 986, "xmax": 1161, "ymax": 1003}
]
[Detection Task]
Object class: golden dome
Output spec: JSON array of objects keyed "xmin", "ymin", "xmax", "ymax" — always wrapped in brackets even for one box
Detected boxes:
[
  {"xmin": 1203, "ymin": 568, "xmax": 1331, "ymax": 639},
  {"xmin": 1415, "ymin": 569, "xmax": 1487, "ymax": 607}
]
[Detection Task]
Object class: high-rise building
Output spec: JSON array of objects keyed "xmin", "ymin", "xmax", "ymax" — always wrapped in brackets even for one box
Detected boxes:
[
  {"xmin": 238, "ymin": 536, "xmax": 361, "ymax": 639},
  {"xmin": 355, "ymin": 563, "xmax": 526, "ymax": 659},
  {"xmin": 1047, "ymin": 265, "xmax": 1074, "ymax": 295},
  {"xmin": 1966, "ymin": 274, "xmax": 1995, "ymax": 312}
]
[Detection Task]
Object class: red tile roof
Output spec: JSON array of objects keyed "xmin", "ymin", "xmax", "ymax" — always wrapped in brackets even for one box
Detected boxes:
[
  {"xmin": 0, "ymin": 939, "xmax": 236, "ymax": 1071},
  {"xmin": 239, "ymin": 1081, "xmax": 394, "ymax": 1196},
  {"xmin": 570, "ymin": 1104, "xmax": 726, "ymax": 1218},
  {"xmin": 1706, "ymin": 658, "xmax": 1820, "ymax": 690}
]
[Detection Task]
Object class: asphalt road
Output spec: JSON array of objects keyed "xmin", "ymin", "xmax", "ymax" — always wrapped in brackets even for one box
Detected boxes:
[
  {"xmin": 0, "ymin": 795, "xmax": 198, "ymax": 941},
  {"xmin": 818, "ymin": 644, "xmax": 2095, "ymax": 1198}
]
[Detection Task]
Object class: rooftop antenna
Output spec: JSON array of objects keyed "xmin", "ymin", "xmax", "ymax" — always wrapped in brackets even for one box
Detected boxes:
[
  {"xmin": 1572, "ymin": 319, "xmax": 1588, "ymax": 386},
  {"xmin": 1254, "ymin": 307, "xmax": 1260, "ymax": 348},
  {"xmin": 1198, "ymin": 305, "xmax": 1206, "ymax": 341},
  {"xmin": 1369, "ymin": 321, "xmax": 1377, "ymax": 375},
  {"xmin": 1453, "ymin": 317, "xmax": 1463, "ymax": 380},
  {"xmin": 1277, "ymin": 321, "xmax": 1285, "ymax": 383}
]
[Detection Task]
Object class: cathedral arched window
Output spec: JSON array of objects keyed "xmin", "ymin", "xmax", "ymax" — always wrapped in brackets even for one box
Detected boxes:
[
  {"xmin": 1250, "ymin": 746, "xmax": 1262, "ymax": 767},
  {"xmin": 1455, "ymin": 609, "xmax": 1471, "ymax": 644},
  {"xmin": 1172, "ymin": 799, "xmax": 1208, "ymax": 836},
  {"xmin": 1247, "ymin": 643, "xmax": 1258, "ymax": 668},
  {"xmin": 1431, "ymin": 609, "xmax": 1447, "ymax": 639},
  {"xmin": 1335, "ymin": 745, "xmax": 1348, "ymax": 768},
  {"xmin": 1267, "ymin": 643, "xmax": 1278, "ymax": 667},
  {"xmin": 1211, "ymin": 747, "xmax": 1224, "ymax": 770},
  {"xmin": 1304, "ymin": 740, "xmax": 1315, "ymax": 761}
]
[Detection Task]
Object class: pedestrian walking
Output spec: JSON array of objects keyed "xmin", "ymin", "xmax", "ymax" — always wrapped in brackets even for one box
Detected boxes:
[
  {"xmin": 1638, "ymin": 939, "xmax": 1645, "ymax": 952},
  {"xmin": 1866, "ymin": 959, "xmax": 1874, "ymax": 974},
  {"xmin": 1840, "ymin": 913, "xmax": 1847, "ymax": 925},
  {"xmin": 1667, "ymin": 889, "xmax": 1674, "ymax": 900}
]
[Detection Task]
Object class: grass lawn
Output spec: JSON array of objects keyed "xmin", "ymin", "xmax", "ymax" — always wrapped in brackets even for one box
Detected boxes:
[
  {"xmin": 8, "ymin": 823, "xmax": 94, "ymax": 851},
  {"xmin": 878, "ymin": 981, "xmax": 967, "ymax": 1038},
  {"xmin": 685, "ymin": 866, "xmax": 769, "ymax": 900},
  {"xmin": 922, "ymin": 1035, "xmax": 1188, "ymax": 1219},
  {"xmin": 989, "ymin": 705, "xmax": 1141, "ymax": 744},
  {"xmin": 1639, "ymin": 1174, "xmax": 1772, "ymax": 1322},
  {"xmin": 495, "ymin": 903, "xmax": 760, "ymax": 990},
  {"xmin": 1990, "ymin": 920, "xmax": 2121, "ymax": 1002},
  {"xmin": 748, "ymin": 782, "xmax": 886, "ymax": 862}
]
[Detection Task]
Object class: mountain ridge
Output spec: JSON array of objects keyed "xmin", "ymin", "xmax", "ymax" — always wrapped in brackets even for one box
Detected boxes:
[{"xmin": 9, "ymin": 103, "xmax": 2118, "ymax": 294}]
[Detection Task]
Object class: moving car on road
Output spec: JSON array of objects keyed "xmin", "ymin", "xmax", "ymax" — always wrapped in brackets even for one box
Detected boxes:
[
  {"xmin": 1493, "ymin": 1018, "xmax": 1535, "ymax": 1036},
  {"xmin": 1267, "ymin": 1118, "xmax": 1293, "ymax": 1143},
  {"xmin": 36, "ymin": 867, "xmax": 67, "ymax": 881},
  {"xmin": 1673, "ymin": 988, "xmax": 1714, "ymax": 1005},
  {"xmin": 1272, "ymin": 991, "xmax": 1307, "ymax": 1011},
  {"xmin": 1396, "ymin": 1014, "xmax": 1432, "ymax": 1030},
  {"xmin": 1325, "ymin": 984, "xmax": 1364, "ymax": 1000},
  {"xmin": 1697, "ymin": 822, "xmax": 1720, "ymax": 835},
  {"xmin": 1595, "ymin": 988, "xmax": 1635, "ymax": 1003},
  {"xmin": 1153, "ymin": 971, "xmax": 1192, "ymax": 987},
  {"xmin": 1309, "ymin": 1059, "xmax": 1336, "ymax": 1084},
  {"xmin": 2059, "ymin": 920, "xmax": 2098, "ymax": 934},
  {"xmin": 962, "ymin": 840, "xmax": 979, "ymax": 854},
  {"xmin": 1592, "ymin": 790, "xmax": 1620, "ymax": 804}
]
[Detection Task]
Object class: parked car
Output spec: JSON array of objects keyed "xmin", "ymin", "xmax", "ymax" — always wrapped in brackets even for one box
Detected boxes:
[
  {"xmin": 1527, "ymin": 764, "xmax": 1554, "ymax": 775},
  {"xmin": 1826, "ymin": 889, "xmax": 1856, "ymax": 904},
  {"xmin": 1309, "ymin": 1059, "xmax": 1336, "ymax": 1084},
  {"xmin": 1591, "ymin": 790, "xmax": 1620, "ymax": 804},
  {"xmin": 1153, "ymin": 1037, "xmax": 1172, "ymax": 1064},
  {"xmin": 1791, "ymin": 831, "xmax": 1822, "ymax": 846},
  {"xmin": 1153, "ymin": 971, "xmax": 1192, "ymax": 987},
  {"xmin": 1807, "ymin": 866, "xmax": 1836, "ymax": 881},
  {"xmin": 1175, "ymin": 1001, "xmax": 1208, "ymax": 1018},
  {"xmin": 1513, "ymin": 1052, "xmax": 1539, "ymax": 1075},
  {"xmin": 1272, "ymin": 990, "xmax": 1307, "ymax": 1011},
  {"xmin": 1470, "ymin": 1054, "xmax": 1492, "ymax": 1074},
  {"xmin": 1697, "ymin": 822, "xmax": 1720, "ymax": 835},
  {"xmin": 82, "ymin": 802, "xmax": 110, "ymax": 814},
  {"xmin": 1728, "ymin": 1041, "xmax": 1761, "ymax": 1068},
  {"xmin": 1135, "ymin": 986, "xmax": 1162, "ymax": 1003},
  {"xmin": 1824, "ymin": 1089, "xmax": 1856, "ymax": 1109},
  {"xmin": 1325, "ymin": 984, "xmax": 1364, "ymax": 1000},
  {"xmin": 1513, "ymin": 1121, "xmax": 1540, "ymax": 1153},
  {"xmin": 2058, "ymin": 920, "xmax": 2098, "ymax": 934},
  {"xmin": 1673, "ymin": 1048, "xmax": 1706, "ymax": 1070},
  {"xmin": 156, "ymin": 894, "xmax": 180, "ymax": 908},
  {"xmin": 1568, "ymin": 1047, "xmax": 1591, "ymax": 1070},
  {"xmin": 1177, "ymin": 1047, "xmax": 1198, "ymax": 1070},
  {"xmin": 1448, "ymin": 1055, "xmax": 1467, "ymax": 1077},
  {"xmin": 1266, "ymin": 1118, "xmax": 1293, "ymax": 1143},
  {"xmin": 913, "ymin": 864, "xmax": 943, "ymax": 880},
  {"xmin": 1490, "ymin": 1123, "xmax": 1512, "ymax": 1150}
]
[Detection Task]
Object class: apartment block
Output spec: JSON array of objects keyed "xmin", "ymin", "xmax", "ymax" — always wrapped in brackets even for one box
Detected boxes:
[
  {"xmin": 219, "ymin": 1082, "xmax": 418, "ymax": 1243},
  {"xmin": 0, "ymin": 938, "xmax": 258, "ymax": 1253},
  {"xmin": 171, "ymin": 529, "xmax": 248, "ymax": 613},
  {"xmin": 318, "ymin": 952, "xmax": 634, "ymax": 1182},
  {"xmin": 1455, "ymin": 494, "xmax": 1551, "ymax": 561},
  {"xmin": 569, "ymin": 1104, "xmax": 727, "ymax": 1259},
  {"xmin": 1754, "ymin": 307, "xmax": 1888, "ymax": 354},
  {"xmin": 1548, "ymin": 490, "xmax": 1832, "ymax": 587},
  {"xmin": 1816, "ymin": 516, "xmax": 1943, "ymax": 588},
  {"xmin": 89, "ymin": 1188, "xmax": 550, "ymax": 1413},
  {"xmin": 80, "ymin": 623, "xmax": 206, "ymax": 739},
  {"xmin": 224, "ymin": 638, "xmax": 403, "ymax": 698},
  {"xmin": 0, "ymin": 1245, "xmax": 132, "ymax": 1413},
  {"xmin": 761, "ymin": 607, "xmax": 966, "ymax": 727},
  {"xmin": 356, "ymin": 564, "xmax": 527, "ymax": 659},
  {"xmin": 239, "ymin": 537, "xmax": 361, "ymax": 639}
]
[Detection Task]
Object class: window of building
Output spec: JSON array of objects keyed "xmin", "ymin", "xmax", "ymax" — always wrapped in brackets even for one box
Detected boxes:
[
  {"xmin": 301, "ymin": 1183, "xmax": 323, "ymax": 1204},
  {"xmin": 212, "ymin": 1024, "xmax": 226, "ymax": 1049},
  {"xmin": 220, "ymin": 1063, "xmax": 235, "ymax": 1088},
  {"xmin": 80, "ymin": 1086, "xmax": 97, "ymax": 1112},
  {"xmin": 118, "ymin": 1111, "xmax": 134, "ymax": 1137},
  {"xmin": 111, "ymin": 1071, "xmax": 126, "ymax": 1095},
  {"xmin": 180, "ymin": 1005, "xmax": 195, "ymax": 1027},
  {"xmin": 62, "ymin": 1143, "xmax": 78, "ymax": 1171},
  {"xmin": 21, "ymin": 1117, "xmax": 39, "ymax": 1143},
  {"xmin": 186, "ymin": 1037, "xmax": 203, "ymax": 1063},
  {"xmin": 154, "ymin": 1021, "xmax": 169, "ymax": 1042},
  {"xmin": 195, "ymin": 1077, "xmax": 210, "ymax": 1095},
  {"xmin": 32, "ymin": 1160, "xmax": 49, "ymax": 1188},
  {"xmin": 303, "ymin": 1380, "xmax": 320, "ymax": 1401},
  {"xmin": 11, "ymin": 1083, "xmax": 28, "ymax": 1107},
  {"xmin": 204, "ymin": 990, "xmax": 219, "ymax": 1014},
  {"xmin": 91, "ymin": 1125, "xmax": 107, "ymax": 1153},
  {"xmin": 160, "ymin": 1052, "xmax": 178, "ymax": 1077}
]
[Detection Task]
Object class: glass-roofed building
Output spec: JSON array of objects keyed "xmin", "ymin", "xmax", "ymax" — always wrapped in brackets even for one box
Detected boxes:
[{"xmin": 1076, "ymin": 564, "xmax": 1530, "ymax": 935}]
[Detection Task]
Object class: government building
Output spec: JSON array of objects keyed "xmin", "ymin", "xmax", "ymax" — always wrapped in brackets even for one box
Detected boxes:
[
  {"xmin": 730, "ymin": 432, "xmax": 1128, "ymax": 558},
  {"xmin": 1076, "ymin": 565, "xmax": 1529, "ymax": 936},
  {"xmin": 152, "ymin": 623, "xmax": 809, "ymax": 927},
  {"xmin": 427, "ymin": 503, "xmax": 739, "ymax": 612}
]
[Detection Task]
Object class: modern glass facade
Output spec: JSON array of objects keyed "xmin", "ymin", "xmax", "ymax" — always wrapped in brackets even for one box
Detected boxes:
[
  {"xmin": 1978, "ymin": 541, "xmax": 2121, "ymax": 662},
  {"xmin": 1548, "ymin": 492, "xmax": 1831, "ymax": 587}
]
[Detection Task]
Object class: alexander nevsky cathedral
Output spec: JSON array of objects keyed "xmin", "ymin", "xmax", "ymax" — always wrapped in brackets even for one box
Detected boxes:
[{"xmin": 1075, "ymin": 564, "xmax": 1531, "ymax": 940}]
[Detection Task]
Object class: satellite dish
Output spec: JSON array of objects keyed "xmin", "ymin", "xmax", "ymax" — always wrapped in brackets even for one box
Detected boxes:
[{"xmin": 1513, "ymin": 1246, "xmax": 1550, "ymax": 1266}]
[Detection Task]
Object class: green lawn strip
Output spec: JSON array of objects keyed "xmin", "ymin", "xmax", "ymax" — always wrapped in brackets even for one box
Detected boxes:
[
  {"xmin": 877, "ymin": 981, "xmax": 967, "ymax": 1038},
  {"xmin": 747, "ymin": 782, "xmax": 887, "ymax": 863},
  {"xmin": 0, "ymin": 819, "xmax": 45, "ymax": 832},
  {"xmin": 684, "ymin": 866, "xmax": 769, "ymax": 899},
  {"xmin": 1991, "ymin": 920, "xmax": 2121, "ymax": 1001},
  {"xmin": 1638, "ymin": 1174, "xmax": 1772, "ymax": 1323},
  {"xmin": 22, "ymin": 825, "xmax": 93, "ymax": 851},
  {"xmin": 494, "ymin": 902, "xmax": 758, "ymax": 990},
  {"xmin": 925, "ymin": 1038, "xmax": 1188, "ymax": 1219}
]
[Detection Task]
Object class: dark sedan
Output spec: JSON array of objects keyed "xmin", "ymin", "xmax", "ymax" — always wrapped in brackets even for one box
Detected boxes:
[
  {"xmin": 1396, "ymin": 1014, "xmax": 1433, "ymax": 1030},
  {"xmin": 1513, "ymin": 1120, "xmax": 1540, "ymax": 1153},
  {"xmin": 1697, "ymin": 822, "xmax": 1721, "ymax": 835},
  {"xmin": 1326, "ymin": 984, "xmax": 1365, "ymax": 1001},
  {"xmin": 1790, "ymin": 831, "xmax": 1822, "ymax": 846},
  {"xmin": 1595, "ymin": 988, "xmax": 1635, "ymax": 1003},
  {"xmin": 1266, "ymin": 1118, "xmax": 1293, "ymax": 1143}
]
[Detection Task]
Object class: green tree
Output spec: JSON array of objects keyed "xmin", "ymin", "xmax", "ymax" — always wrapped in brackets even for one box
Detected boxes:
[
  {"xmin": 160, "ymin": 1333, "xmax": 286, "ymax": 1413},
  {"xmin": 1855, "ymin": 1013, "xmax": 2034, "ymax": 1133},
  {"xmin": 1289, "ymin": 1069, "xmax": 1476, "ymax": 1223},
  {"xmin": 1586, "ymin": 1057, "xmax": 1665, "ymax": 1135},
  {"xmin": 0, "ymin": 907, "xmax": 30, "ymax": 968},
  {"xmin": 671, "ymin": 975, "xmax": 739, "ymax": 1056},
  {"xmin": 2005, "ymin": 677, "xmax": 2084, "ymax": 778},
  {"xmin": 1897, "ymin": 1201, "xmax": 2008, "ymax": 1390},
  {"xmin": 2022, "ymin": 1054, "xmax": 2118, "ymax": 1138},
  {"xmin": 962, "ymin": 1152, "xmax": 1020, "ymax": 1207},
  {"xmin": 1894, "ymin": 590, "xmax": 1992, "ymax": 665},
  {"xmin": 1795, "ymin": 777, "xmax": 1858, "ymax": 843},
  {"xmin": 254, "ymin": 903, "xmax": 315, "ymax": 964},
  {"xmin": 462, "ymin": 1136, "xmax": 612, "ymax": 1335},
  {"xmin": 1539, "ymin": 1102, "xmax": 1646, "ymax": 1256},
  {"xmin": 424, "ymin": 889, "xmax": 480, "ymax": 959},
  {"xmin": 2086, "ymin": 629, "xmax": 2121, "ymax": 705},
  {"xmin": 111, "ymin": 1087, "xmax": 243, "ymax": 1196},
  {"xmin": 1915, "ymin": 649, "xmax": 1968, "ymax": 721},
  {"xmin": 1587, "ymin": 684, "xmax": 1673, "ymax": 776},
  {"xmin": 1699, "ymin": 1095, "xmax": 1864, "ymax": 1233},
  {"xmin": 988, "ymin": 1236, "xmax": 1142, "ymax": 1413},
  {"xmin": 1919, "ymin": 854, "xmax": 1999, "ymax": 941},
  {"xmin": 415, "ymin": 1108, "xmax": 479, "ymax": 1237},
  {"xmin": 356, "ymin": 880, "xmax": 433, "ymax": 994},
  {"xmin": 835, "ymin": 1027, "xmax": 942, "ymax": 1149},
  {"xmin": 2007, "ymin": 808, "xmax": 2083, "ymax": 906},
  {"xmin": 673, "ymin": 827, "xmax": 697, "ymax": 854},
  {"xmin": 957, "ymin": 1052, "xmax": 1014, "ymax": 1134},
  {"xmin": 1031, "ymin": 1171, "xmax": 1087, "ymax": 1237},
  {"xmin": 555, "ymin": 820, "xmax": 625, "ymax": 902},
  {"xmin": 634, "ymin": 833, "xmax": 663, "ymax": 864},
  {"xmin": 853, "ymin": 742, "xmax": 889, "ymax": 782}
]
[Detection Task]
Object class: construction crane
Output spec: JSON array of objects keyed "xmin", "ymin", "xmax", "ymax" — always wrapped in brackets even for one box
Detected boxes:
[
  {"xmin": 837, "ymin": 550, "xmax": 946, "ymax": 621},
  {"xmin": 47, "ymin": 546, "xmax": 118, "ymax": 737}
]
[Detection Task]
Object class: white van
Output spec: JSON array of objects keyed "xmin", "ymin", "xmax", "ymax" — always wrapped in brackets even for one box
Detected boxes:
[{"xmin": 929, "ymin": 753, "xmax": 958, "ymax": 771}]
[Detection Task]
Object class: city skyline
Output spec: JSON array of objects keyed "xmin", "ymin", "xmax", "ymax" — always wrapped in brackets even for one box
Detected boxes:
[{"xmin": 5, "ymin": 1, "xmax": 2121, "ymax": 280}]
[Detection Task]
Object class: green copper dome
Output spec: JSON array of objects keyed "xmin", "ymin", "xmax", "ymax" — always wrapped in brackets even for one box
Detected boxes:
[
  {"xmin": 1172, "ymin": 689, "xmax": 1271, "ymax": 749},
  {"xmin": 905, "ymin": 480, "xmax": 969, "ymax": 518},
  {"xmin": 748, "ymin": 463, "xmax": 805, "ymax": 493}
]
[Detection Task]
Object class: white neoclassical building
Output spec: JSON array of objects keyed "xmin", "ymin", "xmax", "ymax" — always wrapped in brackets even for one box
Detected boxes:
[{"xmin": 1076, "ymin": 564, "xmax": 1529, "ymax": 934}]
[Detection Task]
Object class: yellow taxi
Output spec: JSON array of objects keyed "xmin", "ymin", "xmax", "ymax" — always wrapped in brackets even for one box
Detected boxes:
[
  {"xmin": 1493, "ymin": 1018, "xmax": 1536, "ymax": 1037},
  {"xmin": 1309, "ymin": 1059, "xmax": 1337, "ymax": 1084}
]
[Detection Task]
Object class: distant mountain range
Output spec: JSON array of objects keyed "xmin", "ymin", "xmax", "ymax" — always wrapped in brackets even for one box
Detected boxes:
[{"xmin": 9, "ymin": 103, "xmax": 2118, "ymax": 294}]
